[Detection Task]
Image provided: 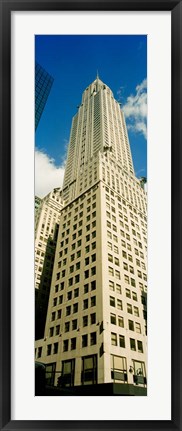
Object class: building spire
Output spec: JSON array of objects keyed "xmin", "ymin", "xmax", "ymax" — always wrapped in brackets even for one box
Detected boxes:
[{"xmin": 96, "ymin": 70, "xmax": 99, "ymax": 80}]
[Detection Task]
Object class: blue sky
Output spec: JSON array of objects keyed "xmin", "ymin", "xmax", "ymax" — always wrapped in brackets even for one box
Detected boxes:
[{"xmin": 35, "ymin": 35, "xmax": 147, "ymax": 197}]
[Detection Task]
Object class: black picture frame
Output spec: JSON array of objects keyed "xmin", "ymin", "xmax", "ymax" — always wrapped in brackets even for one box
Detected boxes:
[{"xmin": 0, "ymin": 0, "xmax": 181, "ymax": 430}]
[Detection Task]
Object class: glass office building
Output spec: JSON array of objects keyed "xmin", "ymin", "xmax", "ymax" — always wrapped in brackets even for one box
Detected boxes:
[{"xmin": 35, "ymin": 62, "xmax": 54, "ymax": 130}]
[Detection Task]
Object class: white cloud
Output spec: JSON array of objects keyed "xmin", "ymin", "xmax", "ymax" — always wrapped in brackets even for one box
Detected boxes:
[
  {"xmin": 117, "ymin": 86, "xmax": 125, "ymax": 102},
  {"xmin": 35, "ymin": 149, "xmax": 65, "ymax": 198},
  {"xmin": 122, "ymin": 78, "xmax": 147, "ymax": 139}
]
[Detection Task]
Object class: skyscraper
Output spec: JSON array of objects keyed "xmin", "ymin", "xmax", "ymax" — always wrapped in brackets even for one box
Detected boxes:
[
  {"xmin": 35, "ymin": 62, "xmax": 54, "ymax": 130},
  {"xmin": 35, "ymin": 76, "xmax": 147, "ymax": 395},
  {"xmin": 35, "ymin": 188, "xmax": 63, "ymax": 340}
]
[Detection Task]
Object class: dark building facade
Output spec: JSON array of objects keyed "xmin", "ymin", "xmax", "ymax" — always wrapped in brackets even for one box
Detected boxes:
[{"xmin": 35, "ymin": 62, "xmax": 54, "ymax": 130}]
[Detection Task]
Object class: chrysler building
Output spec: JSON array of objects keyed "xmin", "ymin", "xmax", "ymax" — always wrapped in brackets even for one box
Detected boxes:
[{"xmin": 35, "ymin": 75, "xmax": 147, "ymax": 396}]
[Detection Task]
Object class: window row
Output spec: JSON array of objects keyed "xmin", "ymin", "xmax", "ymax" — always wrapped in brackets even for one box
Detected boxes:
[
  {"xmin": 111, "ymin": 333, "xmax": 143, "ymax": 352},
  {"xmin": 110, "ymin": 313, "xmax": 141, "ymax": 333},
  {"xmin": 54, "ymin": 278, "xmax": 96, "ymax": 294},
  {"xmin": 63, "ymin": 209, "xmax": 96, "ymax": 223},
  {"xmin": 63, "ymin": 332, "xmax": 97, "ymax": 352}
]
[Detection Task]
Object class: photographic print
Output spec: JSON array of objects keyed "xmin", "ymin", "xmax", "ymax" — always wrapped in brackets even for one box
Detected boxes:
[{"xmin": 34, "ymin": 35, "xmax": 147, "ymax": 396}]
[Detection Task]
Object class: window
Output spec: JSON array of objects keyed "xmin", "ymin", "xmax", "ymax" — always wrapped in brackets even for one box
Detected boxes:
[
  {"xmin": 57, "ymin": 309, "xmax": 62, "ymax": 319},
  {"xmin": 134, "ymin": 306, "xmax": 139, "ymax": 317},
  {"xmin": 114, "ymin": 245, "xmax": 118, "ymax": 254},
  {"xmin": 81, "ymin": 355, "xmax": 97, "ymax": 385},
  {"xmin": 110, "ymin": 313, "xmax": 116, "ymax": 325},
  {"xmin": 127, "ymin": 304, "xmax": 132, "ymax": 314},
  {"xmin": 108, "ymin": 267, "xmax": 114, "ymax": 276},
  {"xmin": 91, "ymin": 266, "xmax": 96, "ymax": 276},
  {"xmin": 108, "ymin": 254, "xmax": 113, "ymax": 263},
  {"xmin": 76, "ymin": 262, "xmax": 80, "ymax": 270},
  {"xmin": 130, "ymin": 338, "xmax": 136, "ymax": 351},
  {"xmin": 85, "ymin": 245, "xmax": 90, "ymax": 253},
  {"xmin": 132, "ymin": 292, "xmax": 137, "ymax": 301},
  {"xmin": 82, "ymin": 334, "xmax": 88, "ymax": 348},
  {"xmin": 65, "ymin": 322, "xmax": 70, "ymax": 332},
  {"xmin": 84, "ymin": 284, "xmax": 89, "ymax": 294},
  {"xmin": 71, "ymin": 338, "xmax": 76, "ymax": 350},
  {"xmin": 119, "ymin": 335, "xmax": 125, "ymax": 348},
  {"xmin": 91, "ymin": 296, "xmax": 96, "ymax": 307},
  {"xmin": 60, "ymin": 282, "xmax": 64, "ymax": 290},
  {"xmin": 126, "ymin": 288, "xmax": 131, "ymax": 298},
  {"xmin": 124, "ymin": 275, "xmax": 129, "ymax": 284},
  {"xmin": 75, "ymin": 274, "xmax": 80, "ymax": 283},
  {"xmin": 131, "ymin": 278, "xmax": 136, "ymax": 287},
  {"xmin": 68, "ymin": 278, "xmax": 73, "ymax": 287},
  {"xmin": 85, "ymin": 270, "xmax": 89, "ymax": 279},
  {"xmin": 91, "ymin": 280, "xmax": 96, "ymax": 290},
  {"xmin": 90, "ymin": 313, "xmax": 96, "ymax": 324},
  {"xmin": 53, "ymin": 343, "xmax": 58, "ymax": 354},
  {"xmin": 55, "ymin": 325, "xmax": 60, "ymax": 335},
  {"xmin": 90, "ymin": 332, "xmax": 97, "ymax": 345},
  {"xmin": 63, "ymin": 340, "xmax": 69, "ymax": 352},
  {"xmin": 59, "ymin": 295, "xmax": 63, "ymax": 305},
  {"xmin": 118, "ymin": 316, "xmax": 124, "ymax": 328},
  {"xmin": 108, "ymin": 241, "xmax": 112, "ymax": 250},
  {"xmin": 56, "ymin": 272, "xmax": 60, "ymax": 280},
  {"xmin": 137, "ymin": 340, "xmax": 143, "ymax": 353},
  {"xmin": 67, "ymin": 291, "xmax": 72, "ymax": 301},
  {"xmin": 107, "ymin": 231, "xmax": 112, "ymax": 239},
  {"xmin": 83, "ymin": 316, "xmax": 88, "ymax": 327},
  {"xmin": 83, "ymin": 299, "xmax": 88, "ymax": 309},
  {"xmin": 111, "ymin": 332, "xmax": 117, "ymax": 346},
  {"xmin": 128, "ymin": 320, "xmax": 134, "ymax": 331},
  {"xmin": 137, "ymin": 270, "xmax": 142, "ymax": 278},
  {"xmin": 110, "ymin": 296, "xmax": 115, "ymax": 307},
  {"xmin": 73, "ymin": 303, "xmax": 78, "ymax": 313},
  {"xmin": 37, "ymin": 347, "xmax": 42, "ymax": 358},
  {"xmin": 129, "ymin": 266, "xmax": 134, "ymax": 274},
  {"xmin": 74, "ymin": 288, "xmax": 79, "ymax": 298},
  {"xmin": 132, "ymin": 360, "xmax": 146, "ymax": 385},
  {"xmin": 51, "ymin": 312, "xmax": 56, "ymax": 321},
  {"xmin": 66, "ymin": 306, "xmax": 71, "ymax": 316},
  {"xmin": 109, "ymin": 280, "xmax": 115, "ymax": 291},
  {"xmin": 117, "ymin": 299, "xmax": 123, "ymax": 310},
  {"xmin": 116, "ymin": 284, "xmax": 122, "ymax": 294},
  {"xmin": 53, "ymin": 297, "xmax": 57, "ymax": 307},
  {"xmin": 47, "ymin": 345, "xmax": 52, "ymax": 356},
  {"xmin": 135, "ymin": 322, "xmax": 141, "ymax": 333},
  {"xmin": 85, "ymin": 257, "xmax": 89, "ymax": 266},
  {"xmin": 49, "ymin": 327, "xmax": 54, "ymax": 337},
  {"xmin": 91, "ymin": 253, "xmax": 96, "ymax": 262}
]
